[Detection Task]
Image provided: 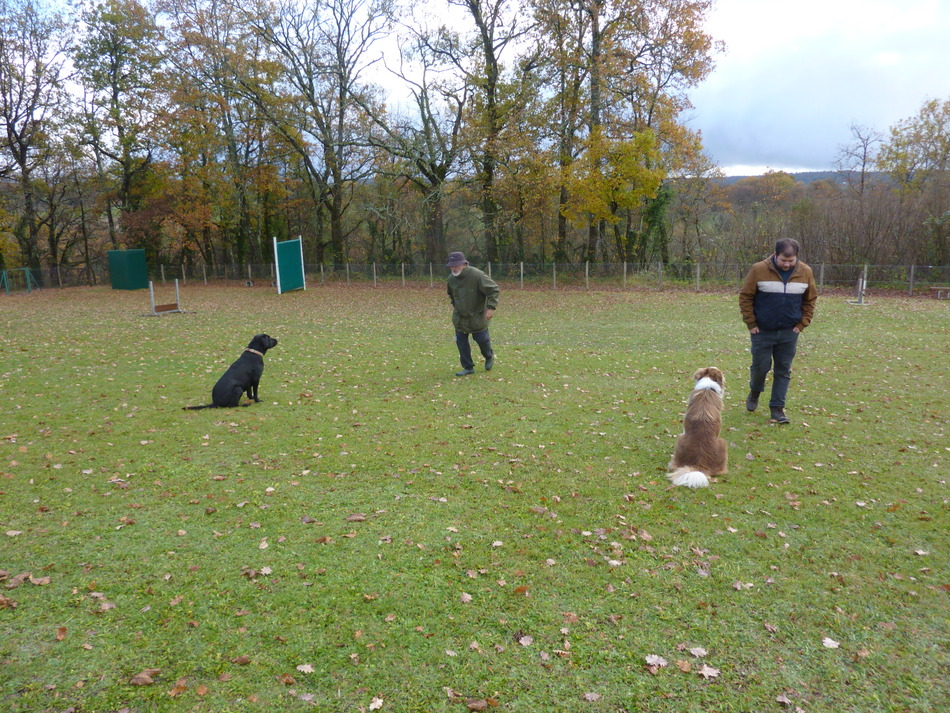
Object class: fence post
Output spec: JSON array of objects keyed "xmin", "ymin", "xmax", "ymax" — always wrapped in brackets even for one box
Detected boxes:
[
  {"xmin": 585, "ymin": 261, "xmax": 589, "ymax": 290},
  {"xmin": 401, "ymin": 262, "xmax": 405, "ymax": 287},
  {"xmin": 553, "ymin": 263, "xmax": 557, "ymax": 291},
  {"xmin": 623, "ymin": 261, "xmax": 627, "ymax": 289},
  {"xmin": 373, "ymin": 262, "xmax": 377, "ymax": 287},
  {"xmin": 695, "ymin": 262, "xmax": 701, "ymax": 292},
  {"xmin": 908, "ymin": 264, "xmax": 915, "ymax": 296},
  {"xmin": 203, "ymin": 265, "xmax": 207, "ymax": 285},
  {"xmin": 520, "ymin": 261, "xmax": 524, "ymax": 289}
]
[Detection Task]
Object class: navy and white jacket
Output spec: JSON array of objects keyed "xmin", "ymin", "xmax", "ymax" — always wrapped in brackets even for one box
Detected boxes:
[{"xmin": 739, "ymin": 257, "xmax": 818, "ymax": 332}]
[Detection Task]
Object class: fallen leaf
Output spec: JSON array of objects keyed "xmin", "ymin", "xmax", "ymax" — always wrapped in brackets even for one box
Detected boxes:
[
  {"xmin": 518, "ymin": 635, "xmax": 534, "ymax": 647},
  {"xmin": 296, "ymin": 664, "xmax": 314, "ymax": 673},
  {"xmin": 822, "ymin": 637, "xmax": 840, "ymax": 649},
  {"xmin": 168, "ymin": 679, "xmax": 187, "ymax": 697},
  {"xmin": 460, "ymin": 592, "xmax": 473, "ymax": 603},
  {"xmin": 776, "ymin": 693, "xmax": 792, "ymax": 706},
  {"xmin": 279, "ymin": 673, "xmax": 295, "ymax": 685},
  {"xmin": 196, "ymin": 684, "xmax": 208, "ymax": 696},
  {"xmin": 676, "ymin": 660, "xmax": 692, "ymax": 672},
  {"xmin": 231, "ymin": 655, "xmax": 251, "ymax": 665},
  {"xmin": 345, "ymin": 513, "xmax": 366, "ymax": 522},
  {"xmin": 689, "ymin": 646, "xmax": 708, "ymax": 658},
  {"xmin": 56, "ymin": 626, "xmax": 67, "ymax": 641},
  {"xmin": 697, "ymin": 664, "xmax": 720, "ymax": 679},
  {"xmin": 129, "ymin": 668, "xmax": 161, "ymax": 686},
  {"xmin": 582, "ymin": 692, "xmax": 601, "ymax": 702},
  {"xmin": 645, "ymin": 654, "xmax": 668, "ymax": 668},
  {"xmin": 369, "ymin": 697, "xmax": 384, "ymax": 710}
]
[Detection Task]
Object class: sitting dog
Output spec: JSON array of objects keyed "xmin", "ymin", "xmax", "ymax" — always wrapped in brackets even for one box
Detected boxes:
[
  {"xmin": 667, "ymin": 367, "xmax": 728, "ymax": 488},
  {"xmin": 184, "ymin": 334, "xmax": 278, "ymax": 410}
]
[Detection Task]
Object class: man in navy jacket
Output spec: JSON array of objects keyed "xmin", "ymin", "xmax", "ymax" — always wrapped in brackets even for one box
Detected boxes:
[{"xmin": 739, "ymin": 238, "xmax": 818, "ymax": 424}]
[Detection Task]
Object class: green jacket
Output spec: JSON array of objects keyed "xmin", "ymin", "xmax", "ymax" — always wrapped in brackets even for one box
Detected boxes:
[{"xmin": 447, "ymin": 266, "xmax": 500, "ymax": 333}]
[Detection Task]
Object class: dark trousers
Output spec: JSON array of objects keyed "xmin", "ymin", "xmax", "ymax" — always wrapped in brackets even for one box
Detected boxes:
[
  {"xmin": 749, "ymin": 328, "xmax": 799, "ymax": 409},
  {"xmin": 456, "ymin": 329, "xmax": 492, "ymax": 369}
]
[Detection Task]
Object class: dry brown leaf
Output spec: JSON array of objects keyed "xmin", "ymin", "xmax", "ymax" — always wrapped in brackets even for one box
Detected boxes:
[
  {"xmin": 167, "ymin": 679, "xmax": 187, "ymax": 697},
  {"xmin": 296, "ymin": 663, "xmax": 314, "ymax": 673},
  {"xmin": 56, "ymin": 626, "xmax": 67, "ymax": 641},
  {"xmin": 345, "ymin": 513, "xmax": 366, "ymax": 522},
  {"xmin": 231, "ymin": 655, "xmax": 251, "ymax": 665},
  {"xmin": 582, "ymin": 692, "xmax": 601, "ymax": 702},
  {"xmin": 196, "ymin": 684, "xmax": 209, "ymax": 696},
  {"xmin": 279, "ymin": 673, "xmax": 295, "ymax": 685},
  {"xmin": 697, "ymin": 664, "xmax": 720, "ymax": 679},
  {"xmin": 129, "ymin": 668, "xmax": 161, "ymax": 686},
  {"xmin": 466, "ymin": 699, "xmax": 488, "ymax": 711},
  {"xmin": 369, "ymin": 697, "xmax": 384, "ymax": 710},
  {"xmin": 676, "ymin": 659, "xmax": 692, "ymax": 673}
]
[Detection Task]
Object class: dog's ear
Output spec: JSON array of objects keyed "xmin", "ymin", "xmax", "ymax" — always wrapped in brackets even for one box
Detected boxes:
[{"xmin": 693, "ymin": 367, "xmax": 725, "ymax": 386}]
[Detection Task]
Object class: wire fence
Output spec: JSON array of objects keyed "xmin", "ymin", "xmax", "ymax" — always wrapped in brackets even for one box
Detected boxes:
[{"xmin": 5, "ymin": 261, "xmax": 950, "ymax": 296}]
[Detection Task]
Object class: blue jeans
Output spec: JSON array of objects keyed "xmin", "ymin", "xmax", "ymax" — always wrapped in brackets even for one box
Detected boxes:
[
  {"xmin": 749, "ymin": 329, "xmax": 799, "ymax": 409},
  {"xmin": 456, "ymin": 329, "xmax": 493, "ymax": 369}
]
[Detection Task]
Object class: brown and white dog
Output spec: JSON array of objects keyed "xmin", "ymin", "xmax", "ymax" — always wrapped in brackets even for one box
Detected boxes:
[{"xmin": 667, "ymin": 367, "xmax": 728, "ymax": 488}]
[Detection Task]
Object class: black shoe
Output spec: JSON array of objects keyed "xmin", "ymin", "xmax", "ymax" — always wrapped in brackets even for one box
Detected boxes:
[
  {"xmin": 770, "ymin": 408, "xmax": 790, "ymax": 424},
  {"xmin": 485, "ymin": 355, "xmax": 494, "ymax": 371},
  {"xmin": 746, "ymin": 391, "xmax": 761, "ymax": 412},
  {"xmin": 455, "ymin": 368, "xmax": 475, "ymax": 376}
]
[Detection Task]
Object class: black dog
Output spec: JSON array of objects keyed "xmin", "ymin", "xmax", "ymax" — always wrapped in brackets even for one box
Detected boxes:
[{"xmin": 184, "ymin": 334, "xmax": 278, "ymax": 410}]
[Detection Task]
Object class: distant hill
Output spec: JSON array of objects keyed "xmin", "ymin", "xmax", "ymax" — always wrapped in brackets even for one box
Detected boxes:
[{"xmin": 716, "ymin": 170, "xmax": 888, "ymax": 186}]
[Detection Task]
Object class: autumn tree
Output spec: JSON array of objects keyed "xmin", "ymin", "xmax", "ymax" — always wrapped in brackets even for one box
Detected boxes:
[
  {"xmin": 0, "ymin": 0, "xmax": 68, "ymax": 277},
  {"xmin": 71, "ymin": 0, "xmax": 167, "ymax": 258}
]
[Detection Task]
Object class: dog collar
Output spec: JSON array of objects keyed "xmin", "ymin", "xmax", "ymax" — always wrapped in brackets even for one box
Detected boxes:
[{"xmin": 245, "ymin": 348, "xmax": 264, "ymax": 357}]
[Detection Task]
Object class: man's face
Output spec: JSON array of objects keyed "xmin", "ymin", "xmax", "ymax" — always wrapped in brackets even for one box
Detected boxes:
[
  {"xmin": 450, "ymin": 265, "xmax": 465, "ymax": 276},
  {"xmin": 774, "ymin": 252, "xmax": 797, "ymax": 270}
]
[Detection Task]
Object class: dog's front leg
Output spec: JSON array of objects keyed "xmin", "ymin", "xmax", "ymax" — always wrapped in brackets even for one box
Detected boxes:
[{"xmin": 249, "ymin": 380, "xmax": 260, "ymax": 402}]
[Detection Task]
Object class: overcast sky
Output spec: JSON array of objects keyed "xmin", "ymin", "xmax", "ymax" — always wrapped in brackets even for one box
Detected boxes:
[{"xmin": 686, "ymin": 0, "xmax": 950, "ymax": 175}]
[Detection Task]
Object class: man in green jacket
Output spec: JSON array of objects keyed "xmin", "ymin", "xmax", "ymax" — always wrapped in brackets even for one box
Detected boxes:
[{"xmin": 446, "ymin": 251, "xmax": 500, "ymax": 376}]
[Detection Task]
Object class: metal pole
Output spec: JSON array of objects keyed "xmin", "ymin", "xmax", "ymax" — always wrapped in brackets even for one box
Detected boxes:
[{"xmin": 149, "ymin": 281, "xmax": 155, "ymax": 314}]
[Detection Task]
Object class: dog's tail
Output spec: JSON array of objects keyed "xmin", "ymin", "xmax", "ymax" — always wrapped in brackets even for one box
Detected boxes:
[
  {"xmin": 667, "ymin": 466, "xmax": 710, "ymax": 488},
  {"xmin": 182, "ymin": 404, "xmax": 216, "ymax": 410}
]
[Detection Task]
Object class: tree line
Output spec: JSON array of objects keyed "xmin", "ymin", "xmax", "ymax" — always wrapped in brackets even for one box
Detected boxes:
[{"xmin": 1, "ymin": 0, "xmax": 947, "ymax": 286}]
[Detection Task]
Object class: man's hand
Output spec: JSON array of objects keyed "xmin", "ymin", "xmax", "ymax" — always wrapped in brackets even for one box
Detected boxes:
[
  {"xmin": 486, "ymin": 309, "xmax": 495, "ymax": 320},
  {"xmin": 749, "ymin": 326, "xmax": 759, "ymax": 334}
]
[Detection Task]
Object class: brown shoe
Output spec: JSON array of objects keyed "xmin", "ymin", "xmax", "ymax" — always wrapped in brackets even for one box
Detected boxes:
[
  {"xmin": 770, "ymin": 408, "xmax": 790, "ymax": 424},
  {"xmin": 746, "ymin": 391, "xmax": 761, "ymax": 412}
]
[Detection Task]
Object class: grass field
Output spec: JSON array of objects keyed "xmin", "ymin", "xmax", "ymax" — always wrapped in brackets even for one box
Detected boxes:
[{"xmin": 1, "ymin": 284, "xmax": 947, "ymax": 713}]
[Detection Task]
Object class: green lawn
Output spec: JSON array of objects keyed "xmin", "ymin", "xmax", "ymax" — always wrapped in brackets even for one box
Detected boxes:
[{"xmin": 0, "ymin": 284, "xmax": 947, "ymax": 712}]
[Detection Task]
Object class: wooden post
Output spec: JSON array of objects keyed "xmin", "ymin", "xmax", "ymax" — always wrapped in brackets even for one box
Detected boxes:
[
  {"xmin": 585, "ymin": 261, "xmax": 589, "ymax": 290},
  {"xmin": 346, "ymin": 263, "xmax": 350, "ymax": 285},
  {"xmin": 373, "ymin": 262, "xmax": 377, "ymax": 287},
  {"xmin": 520, "ymin": 261, "xmax": 524, "ymax": 289},
  {"xmin": 401, "ymin": 262, "xmax": 405, "ymax": 287},
  {"xmin": 695, "ymin": 263, "xmax": 701, "ymax": 292},
  {"xmin": 203, "ymin": 264, "xmax": 207, "ymax": 285},
  {"xmin": 623, "ymin": 261, "xmax": 627, "ymax": 289},
  {"xmin": 553, "ymin": 263, "xmax": 557, "ymax": 291}
]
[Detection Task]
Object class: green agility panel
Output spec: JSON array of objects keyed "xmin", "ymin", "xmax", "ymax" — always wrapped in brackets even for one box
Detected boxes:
[
  {"xmin": 108, "ymin": 249, "xmax": 148, "ymax": 290},
  {"xmin": 273, "ymin": 237, "xmax": 305, "ymax": 294}
]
